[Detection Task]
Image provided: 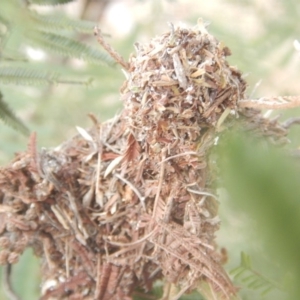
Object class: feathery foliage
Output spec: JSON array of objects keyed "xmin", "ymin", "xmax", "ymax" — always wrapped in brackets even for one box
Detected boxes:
[
  {"xmin": 27, "ymin": 31, "xmax": 115, "ymax": 65},
  {"xmin": 28, "ymin": 0, "xmax": 77, "ymax": 5},
  {"xmin": 30, "ymin": 12, "xmax": 99, "ymax": 33},
  {"xmin": 0, "ymin": 66, "xmax": 92, "ymax": 86},
  {"xmin": 230, "ymin": 252, "xmax": 281, "ymax": 296},
  {"xmin": 0, "ymin": 1, "xmax": 115, "ymax": 65},
  {"xmin": 0, "ymin": 91, "xmax": 29, "ymax": 135},
  {"xmin": 0, "ymin": 0, "xmax": 115, "ymax": 134}
]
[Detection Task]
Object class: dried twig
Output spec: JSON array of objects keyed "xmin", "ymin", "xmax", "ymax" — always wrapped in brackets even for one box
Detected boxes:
[
  {"xmin": 27, "ymin": 131, "xmax": 42, "ymax": 176},
  {"xmin": 94, "ymin": 26, "xmax": 129, "ymax": 70},
  {"xmin": 239, "ymin": 96, "xmax": 300, "ymax": 109}
]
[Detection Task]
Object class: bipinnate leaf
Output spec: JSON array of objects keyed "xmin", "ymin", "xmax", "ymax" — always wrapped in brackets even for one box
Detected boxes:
[
  {"xmin": 0, "ymin": 91, "xmax": 29, "ymax": 135},
  {"xmin": 27, "ymin": 31, "xmax": 116, "ymax": 66},
  {"xmin": 28, "ymin": 0, "xmax": 77, "ymax": 5},
  {"xmin": 0, "ymin": 67, "xmax": 90, "ymax": 86},
  {"xmin": 30, "ymin": 12, "xmax": 96, "ymax": 34},
  {"xmin": 230, "ymin": 252, "xmax": 277, "ymax": 296}
]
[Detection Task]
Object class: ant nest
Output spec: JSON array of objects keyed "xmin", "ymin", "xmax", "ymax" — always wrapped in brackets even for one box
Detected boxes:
[{"xmin": 0, "ymin": 20, "xmax": 290, "ymax": 299}]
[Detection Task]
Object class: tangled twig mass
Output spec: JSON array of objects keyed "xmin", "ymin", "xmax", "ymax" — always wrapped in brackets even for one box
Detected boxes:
[{"xmin": 0, "ymin": 20, "xmax": 298, "ymax": 300}]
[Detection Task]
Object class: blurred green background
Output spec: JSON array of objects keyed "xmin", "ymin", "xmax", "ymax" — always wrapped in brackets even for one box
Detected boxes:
[{"xmin": 0, "ymin": 0, "xmax": 300, "ymax": 299}]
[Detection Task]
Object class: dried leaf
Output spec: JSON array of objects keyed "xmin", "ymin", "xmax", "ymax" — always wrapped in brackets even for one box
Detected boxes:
[
  {"xmin": 76, "ymin": 126, "xmax": 94, "ymax": 142},
  {"xmin": 123, "ymin": 133, "xmax": 141, "ymax": 162},
  {"xmin": 104, "ymin": 155, "xmax": 123, "ymax": 178}
]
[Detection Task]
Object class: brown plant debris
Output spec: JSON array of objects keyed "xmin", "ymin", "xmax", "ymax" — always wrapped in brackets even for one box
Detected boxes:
[{"xmin": 0, "ymin": 19, "xmax": 299, "ymax": 300}]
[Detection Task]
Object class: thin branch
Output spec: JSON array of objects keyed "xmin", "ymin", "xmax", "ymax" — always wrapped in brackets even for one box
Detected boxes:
[
  {"xmin": 239, "ymin": 96, "xmax": 300, "ymax": 109},
  {"xmin": 94, "ymin": 26, "xmax": 129, "ymax": 70}
]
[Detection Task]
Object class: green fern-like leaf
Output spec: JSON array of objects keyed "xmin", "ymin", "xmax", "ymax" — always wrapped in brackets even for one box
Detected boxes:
[
  {"xmin": 230, "ymin": 252, "xmax": 280, "ymax": 296},
  {"xmin": 0, "ymin": 67, "xmax": 57, "ymax": 85},
  {"xmin": 0, "ymin": 67, "xmax": 90, "ymax": 86},
  {"xmin": 0, "ymin": 0, "xmax": 115, "ymax": 136},
  {"xmin": 0, "ymin": 51, "xmax": 28, "ymax": 62},
  {"xmin": 29, "ymin": 12, "xmax": 97, "ymax": 34},
  {"xmin": 0, "ymin": 91, "xmax": 29, "ymax": 135},
  {"xmin": 27, "ymin": 31, "xmax": 116, "ymax": 66},
  {"xmin": 28, "ymin": 0, "xmax": 77, "ymax": 5}
]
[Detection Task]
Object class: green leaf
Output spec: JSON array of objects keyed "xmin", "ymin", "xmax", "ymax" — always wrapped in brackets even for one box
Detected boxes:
[
  {"xmin": 241, "ymin": 251, "xmax": 252, "ymax": 268},
  {"xmin": 27, "ymin": 31, "xmax": 116, "ymax": 66},
  {"xmin": 249, "ymin": 279, "xmax": 267, "ymax": 290},
  {"xmin": 0, "ymin": 91, "xmax": 29, "ymax": 135},
  {"xmin": 29, "ymin": 12, "xmax": 97, "ymax": 34},
  {"xmin": 28, "ymin": 0, "xmax": 77, "ymax": 5},
  {"xmin": 230, "ymin": 266, "xmax": 246, "ymax": 278},
  {"xmin": 0, "ymin": 67, "xmax": 90, "ymax": 86},
  {"xmin": 0, "ymin": 67, "xmax": 58, "ymax": 85},
  {"xmin": 241, "ymin": 274, "xmax": 256, "ymax": 283},
  {"xmin": 229, "ymin": 252, "xmax": 277, "ymax": 296}
]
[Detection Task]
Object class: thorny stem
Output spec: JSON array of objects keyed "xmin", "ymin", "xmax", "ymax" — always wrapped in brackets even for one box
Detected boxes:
[
  {"xmin": 2, "ymin": 264, "xmax": 21, "ymax": 300},
  {"xmin": 94, "ymin": 26, "xmax": 129, "ymax": 70}
]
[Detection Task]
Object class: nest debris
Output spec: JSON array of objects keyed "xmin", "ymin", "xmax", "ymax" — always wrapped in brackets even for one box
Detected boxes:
[{"xmin": 0, "ymin": 19, "xmax": 299, "ymax": 300}]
